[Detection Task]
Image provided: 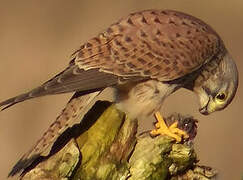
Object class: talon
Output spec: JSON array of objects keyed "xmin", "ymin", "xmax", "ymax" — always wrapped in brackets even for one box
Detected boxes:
[
  {"xmin": 169, "ymin": 122, "xmax": 178, "ymax": 128},
  {"xmin": 155, "ymin": 123, "xmax": 160, "ymax": 128},
  {"xmin": 150, "ymin": 112, "xmax": 189, "ymax": 142}
]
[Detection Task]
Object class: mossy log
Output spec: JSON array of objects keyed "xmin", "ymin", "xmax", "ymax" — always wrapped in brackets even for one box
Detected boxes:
[{"xmin": 21, "ymin": 102, "xmax": 217, "ymax": 180}]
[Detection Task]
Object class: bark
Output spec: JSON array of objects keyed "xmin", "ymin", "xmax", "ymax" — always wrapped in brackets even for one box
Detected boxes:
[{"xmin": 21, "ymin": 101, "xmax": 217, "ymax": 180}]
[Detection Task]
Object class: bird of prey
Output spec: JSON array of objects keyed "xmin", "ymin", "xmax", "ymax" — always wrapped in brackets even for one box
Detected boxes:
[{"xmin": 0, "ymin": 9, "xmax": 238, "ymax": 176}]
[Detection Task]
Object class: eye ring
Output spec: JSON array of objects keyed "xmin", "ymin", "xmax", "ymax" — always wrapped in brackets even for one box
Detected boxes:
[{"xmin": 216, "ymin": 92, "xmax": 226, "ymax": 101}]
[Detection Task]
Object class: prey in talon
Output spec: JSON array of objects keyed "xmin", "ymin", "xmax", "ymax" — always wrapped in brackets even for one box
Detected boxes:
[
  {"xmin": 151, "ymin": 112, "xmax": 189, "ymax": 142},
  {"xmin": 151, "ymin": 113, "xmax": 198, "ymax": 142}
]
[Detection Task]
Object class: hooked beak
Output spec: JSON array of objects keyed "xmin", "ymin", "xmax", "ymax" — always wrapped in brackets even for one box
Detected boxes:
[
  {"xmin": 199, "ymin": 106, "xmax": 209, "ymax": 115},
  {"xmin": 199, "ymin": 97, "xmax": 210, "ymax": 115}
]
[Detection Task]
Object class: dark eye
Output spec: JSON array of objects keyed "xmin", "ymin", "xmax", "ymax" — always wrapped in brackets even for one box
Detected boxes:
[{"xmin": 216, "ymin": 93, "xmax": 226, "ymax": 101}]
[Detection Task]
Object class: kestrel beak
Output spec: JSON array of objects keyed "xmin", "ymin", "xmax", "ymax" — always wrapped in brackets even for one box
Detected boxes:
[{"xmin": 199, "ymin": 106, "xmax": 209, "ymax": 115}]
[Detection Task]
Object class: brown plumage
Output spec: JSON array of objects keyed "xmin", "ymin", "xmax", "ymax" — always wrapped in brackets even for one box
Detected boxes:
[
  {"xmin": 0, "ymin": 10, "xmax": 222, "ymax": 110},
  {"xmin": 74, "ymin": 9, "xmax": 221, "ymax": 81},
  {"xmin": 1, "ymin": 9, "xmax": 238, "ymax": 176}
]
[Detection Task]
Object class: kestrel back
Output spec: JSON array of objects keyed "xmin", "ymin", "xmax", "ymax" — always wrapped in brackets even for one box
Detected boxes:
[{"xmin": 74, "ymin": 9, "xmax": 222, "ymax": 81}]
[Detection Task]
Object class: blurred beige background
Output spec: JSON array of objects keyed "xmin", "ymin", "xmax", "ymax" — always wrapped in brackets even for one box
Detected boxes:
[{"xmin": 0, "ymin": 0, "xmax": 242, "ymax": 179}]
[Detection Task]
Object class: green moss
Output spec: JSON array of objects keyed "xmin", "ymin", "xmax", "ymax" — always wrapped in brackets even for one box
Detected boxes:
[
  {"xmin": 129, "ymin": 136, "xmax": 174, "ymax": 180},
  {"xmin": 169, "ymin": 144, "xmax": 197, "ymax": 175},
  {"xmin": 73, "ymin": 105, "xmax": 126, "ymax": 179}
]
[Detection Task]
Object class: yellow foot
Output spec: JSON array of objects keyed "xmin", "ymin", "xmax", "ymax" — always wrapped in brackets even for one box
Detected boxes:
[{"xmin": 150, "ymin": 112, "xmax": 189, "ymax": 142}]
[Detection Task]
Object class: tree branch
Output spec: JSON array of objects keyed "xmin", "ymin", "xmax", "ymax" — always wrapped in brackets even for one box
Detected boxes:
[{"xmin": 20, "ymin": 102, "xmax": 217, "ymax": 180}]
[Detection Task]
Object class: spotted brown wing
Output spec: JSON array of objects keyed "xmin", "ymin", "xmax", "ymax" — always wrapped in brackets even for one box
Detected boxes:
[{"xmin": 74, "ymin": 9, "xmax": 221, "ymax": 82}]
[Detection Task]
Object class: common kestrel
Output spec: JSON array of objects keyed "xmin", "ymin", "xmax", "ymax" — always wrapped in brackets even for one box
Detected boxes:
[{"xmin": 0, "ymin": 9, "xmax": 238, "ymax": 176}]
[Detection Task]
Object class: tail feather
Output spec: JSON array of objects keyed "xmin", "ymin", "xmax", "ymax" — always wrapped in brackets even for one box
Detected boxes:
[
  {"xmin": 8, "ymin": 155, "xmax": 40, "ymax": 177},
  {"xmin": 8, "ymin": 91, "xmax": 100, "ymax": 177},
  {"xmin": 8, "ymin": 87, "xmax": 116, "ymax": 177}
]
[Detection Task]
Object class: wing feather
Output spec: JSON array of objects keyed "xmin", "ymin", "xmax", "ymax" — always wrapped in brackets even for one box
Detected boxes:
[
  {"xmin": 0, "ymin": 10, "xmax": 221, "ymax": 110},
  {"xmin": 74, "ymin": 9, "xmax": 220, "ymax": 82},
  {"xmin": 0, "ymin": 65, "xmax": 118, "ymax": 110}
]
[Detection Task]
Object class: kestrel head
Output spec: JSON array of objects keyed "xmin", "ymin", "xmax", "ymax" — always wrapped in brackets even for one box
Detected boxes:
[{"xmin": 193, "ymin": 51, "xmax": 238, "ymax": 115}]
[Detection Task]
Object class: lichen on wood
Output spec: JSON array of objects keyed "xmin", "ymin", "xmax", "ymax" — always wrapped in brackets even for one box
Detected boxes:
[
  {"xmin": 21, "ymin": 101, "xmax": 217, "ymax": 180},
  {"xmin": 73, "ymin": 104, "xmax": 136, "ymax": 180},
  {"xmin": 21, "ymin": 139, "xmax": 80, "ymax": 180}
]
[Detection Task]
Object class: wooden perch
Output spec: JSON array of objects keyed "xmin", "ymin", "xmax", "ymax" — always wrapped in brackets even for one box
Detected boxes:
[{"xmin": 20, "ymin": 101, "xmax": 217, "ymax": 180}]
